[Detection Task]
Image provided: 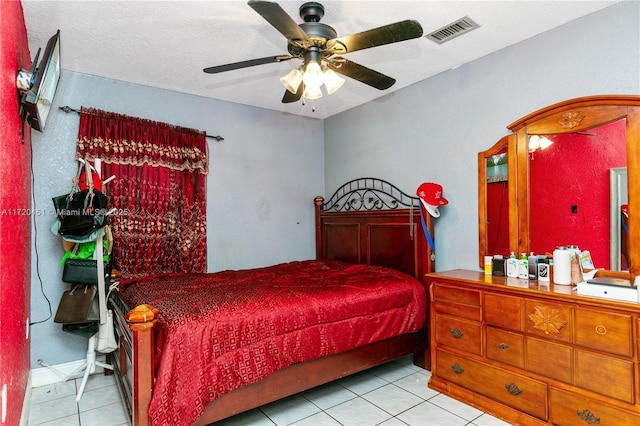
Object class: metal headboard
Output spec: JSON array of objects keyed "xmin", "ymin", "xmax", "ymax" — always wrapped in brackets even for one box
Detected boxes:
[{"xmin": 321, "ymin": 178, "xmax": 420, "ymax": 212}]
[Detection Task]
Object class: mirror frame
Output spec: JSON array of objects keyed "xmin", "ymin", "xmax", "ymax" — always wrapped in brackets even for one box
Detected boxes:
[
  {"xmin": 480, "ymin": 95, "xmax": 640, "ymax": 280},
  {"xmin": 478, "ymin": 135, "xmax": 515, "ymax": 267}
]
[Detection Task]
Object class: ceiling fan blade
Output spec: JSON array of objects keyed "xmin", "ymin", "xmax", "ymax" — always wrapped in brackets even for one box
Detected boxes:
[
  {"xmin": 282, "ymin": 82, "xmax": 304, "ymax": 103},
  {"xmin": 248, "ymin": 0, "xmax": 309, "ymax": 45},
  {"xmin": 325, "ymin": 58, "xmax": 395, "ymax": 90},
  {"xmin": 203, "ymin": 55, "xmax": 293, "ymax": 74},
  {"xmin": 326, "ymin": 20, "xmax": 423, "ymax": 55}
]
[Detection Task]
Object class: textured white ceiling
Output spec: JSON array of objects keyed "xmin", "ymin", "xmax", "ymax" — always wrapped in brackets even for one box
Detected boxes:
[{"xmin": 22, "ymin": 0, "xmax": 619, "ymax": 119}]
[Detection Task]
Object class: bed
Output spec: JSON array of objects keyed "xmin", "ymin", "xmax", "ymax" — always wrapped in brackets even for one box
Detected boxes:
[{"xmin": 108, "ymin": 177, "xmax": 435, "ymax": 426}]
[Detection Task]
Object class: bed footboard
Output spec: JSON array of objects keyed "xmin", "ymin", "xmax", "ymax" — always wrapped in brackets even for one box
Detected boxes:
[{"xmin": 110, "ymin": 295, "xmax": 157, "ymax": 426}]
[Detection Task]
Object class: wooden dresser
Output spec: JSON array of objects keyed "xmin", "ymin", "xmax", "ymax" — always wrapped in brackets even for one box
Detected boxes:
[{"xmin": 427, "ymin": 269, "xmax": 640, "ymax": 425}]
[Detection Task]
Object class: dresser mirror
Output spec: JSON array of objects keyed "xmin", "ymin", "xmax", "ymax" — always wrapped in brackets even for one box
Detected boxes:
[
  {"xmin": 478, "ymin": 135, "xmax": 514, "ymax": 267},
  {"xmin": 478, "ymin": 95, "xmax": 640, "ymax": 280}
]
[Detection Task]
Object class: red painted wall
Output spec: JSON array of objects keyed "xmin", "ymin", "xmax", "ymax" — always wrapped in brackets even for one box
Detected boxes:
[
  {"xmin": 0, "ymin": 0, "xmax": 33, "ymax": 423},
  {"xmin": 529, "ymin": 120, "xmax": 626, "ymax": 268}
]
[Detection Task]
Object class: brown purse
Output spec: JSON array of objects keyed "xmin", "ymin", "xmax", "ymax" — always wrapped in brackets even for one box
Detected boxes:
[{"xmin": 54, "ymin": 285, "xmax": 99, "ymax": 324}]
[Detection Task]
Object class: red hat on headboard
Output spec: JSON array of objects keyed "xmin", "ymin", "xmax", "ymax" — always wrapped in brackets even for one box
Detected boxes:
[{"xmin": 416, "ymin": 182, "xmax": 448, "ymax": 218}]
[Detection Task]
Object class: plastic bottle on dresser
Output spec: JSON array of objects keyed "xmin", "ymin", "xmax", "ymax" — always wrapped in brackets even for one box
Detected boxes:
[
  {"xmin": 518, "ymin": 253, "xmax": 529, "ymax": 279},
  {"xmin": 570, "ymin": 249, "xmax": 583, "ymax": 284},
  {"xmin": 506, "ymin": 252, "xmax": 518, "ymax": 278},
  {"xmin": 537, "ymin": 258, "xmax": 550, "ymax": 282},
  {"xmin": 553, "ymin": 246, "xmax": 572, "ymax": 285},
  {"xmin": 567, "ymin": 245, "xmax": 580, "ymax": 258},
  {"xmin": 527, "ymin": 252, "xmax": 538, "ymax": 280}
]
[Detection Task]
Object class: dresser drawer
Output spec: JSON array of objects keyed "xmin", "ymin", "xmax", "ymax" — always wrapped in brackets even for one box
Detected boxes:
[
  {"xmin": 434, "ymin": 313, "xmax": 482, "ymax": 355},
  {"xmin": 638, "ymin": 318, "xmax": 640, "ymax": 358},
  {"xmin": 524, "ymin": 300, "xmax": 572, "ymax": 343},
  {"xmin": 525, "ymin": 337, "xmax": 571, "ymax": 384},
  {"xmin": 432, "ymin": 283, "xmax": 481, "ymax": 306},
  {"xmin": 486, "ymin": 326, "xmax": 523, "ymax": 368},
  {"xmin": 484, "ymin": 293, "xmax": 521, "ymax": 331},
  {"xmin": 435, "ymin": 349, "xmax": 547, "ymax": 419},
  {"xmin": 550, "ymin": 387, "xmax": 640, "ymax": 425},
  {"xmin": 575, "ymin": 307, "xmax": 633, "ymax": 357},
  {"xmin": 434, "ymin": 301, "xmax": 481, "ymax": 321},
  {"xmin": 575, "ymin": 349, "xmax": 635, "ymax": 403}
]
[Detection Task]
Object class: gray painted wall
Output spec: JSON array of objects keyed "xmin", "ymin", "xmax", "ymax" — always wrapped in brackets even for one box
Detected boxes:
[
  {"xmin": 30, "ymin": 73, "xmax": 324, "ymax": 366},
  {"xmin": 324, "ymin": 1, "xmax": 639, "ymax": 272}
]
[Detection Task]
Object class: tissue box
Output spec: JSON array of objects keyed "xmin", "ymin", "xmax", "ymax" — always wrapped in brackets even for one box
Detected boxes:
[{"xmin": 576, "ymin": 280, "xmax": 639, "ymax": 303}]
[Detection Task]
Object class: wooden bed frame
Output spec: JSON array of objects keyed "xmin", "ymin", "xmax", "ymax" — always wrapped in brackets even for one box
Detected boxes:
[{"xmin": 109, "ymin": 178, "xmax": 434, "ymax": 426}]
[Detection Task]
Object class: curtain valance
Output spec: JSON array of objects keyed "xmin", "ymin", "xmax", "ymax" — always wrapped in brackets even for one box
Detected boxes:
[{"xmin": 75, "ymin": 107, "xmax": 208, "ymax": 174}]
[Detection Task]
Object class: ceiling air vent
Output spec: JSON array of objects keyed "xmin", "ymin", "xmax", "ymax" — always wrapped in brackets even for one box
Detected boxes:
[{"xmin": 426, "ymin": 16, "xmax": 480, "ymax": 44}]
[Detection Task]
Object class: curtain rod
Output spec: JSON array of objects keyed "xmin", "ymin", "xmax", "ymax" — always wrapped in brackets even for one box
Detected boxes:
[{"xmin": 59, "ymin": 106, "xmax": 224, "ymax": 142}]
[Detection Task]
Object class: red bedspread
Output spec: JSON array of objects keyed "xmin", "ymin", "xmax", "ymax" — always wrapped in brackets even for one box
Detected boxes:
[{"xmin": 122, "ymin": 259, "xmax": 427, "ymax": 426}]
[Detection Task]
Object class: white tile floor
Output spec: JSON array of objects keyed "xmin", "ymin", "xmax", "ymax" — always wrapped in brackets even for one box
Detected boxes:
[
  {"xmin": 28, "ymin": 356, "xmax": 512, "ymax": 426},
  {"xmin": 28, "ymin": 372, "xmax": 128, "ymax": 426}
]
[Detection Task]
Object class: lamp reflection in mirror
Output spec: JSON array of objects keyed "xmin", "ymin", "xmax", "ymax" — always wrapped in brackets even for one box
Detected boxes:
[
  {"xmin": 529, "ymin": 135, "xmax": 554, "ymax": 153},
  {"xmin": 280, "ymin": 61, "xmax": 345, "ymax": 100}
]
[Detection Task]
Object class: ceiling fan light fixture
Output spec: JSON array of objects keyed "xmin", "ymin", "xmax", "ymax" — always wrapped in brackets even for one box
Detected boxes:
[
  {"xmin": 280, "ymin": 68, "xmax": 303, "ymax": 93},
  {"xmin": 323, "ymin": 68, "xmax": 345, "ymax": 95},
  {"xmin": 205, "ymin": 2, "xmax": 425, "ymax": 108},
  {"xmin": 302, "ymin": 60, "xmax": 324, "ymax": 89},
  {"xmin": 302, "ymin": 83, "xmax": 323, "ymax": 100}
]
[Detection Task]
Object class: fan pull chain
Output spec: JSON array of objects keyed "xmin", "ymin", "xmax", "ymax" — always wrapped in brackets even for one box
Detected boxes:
[{"xmin": 300, "ymin": 98, "xmax": 316, "ymax": 112}]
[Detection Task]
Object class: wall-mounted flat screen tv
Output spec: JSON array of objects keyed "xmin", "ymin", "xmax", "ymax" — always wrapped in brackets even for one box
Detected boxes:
[{"xmin": 21, "ymin": 30, "xmax": 61, "ymax": 132}]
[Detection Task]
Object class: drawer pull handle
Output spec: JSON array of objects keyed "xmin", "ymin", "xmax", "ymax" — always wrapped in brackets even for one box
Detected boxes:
[
  {"xmin": 577, "ymin": 409, "xmax": 600, "ymax": 424},
  {"xmin": 450, "ymin": 328, "xmax": 464, "ymax": 339},
  {"xmin": 498, "ymin": 343, "xmax": 509, "ymax": 350},
  {"xmin": 594, "ymin": 325, "xmax": 607, "ymax": 335},
  {"xmin": 450, "ymin": 363, "xmax": 464, "ymax": 375},
  {"xmin": 504, "ymin": 383, "xmax": 522, "ymax": 396}
]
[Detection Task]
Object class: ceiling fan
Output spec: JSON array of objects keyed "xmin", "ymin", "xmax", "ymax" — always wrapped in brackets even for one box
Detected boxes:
[{"xmin": 203, "ymin": 1, "xmax": 423, "ymax": 105}]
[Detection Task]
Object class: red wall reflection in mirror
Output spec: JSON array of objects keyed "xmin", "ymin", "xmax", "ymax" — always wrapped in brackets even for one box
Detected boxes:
[
  {"xmin": 529, "ymin": 119, "xmax": 626, "ymax": 268},
  {"xmin": 486, "ymin": 181, "xmax": 510, "ymax": 256}
]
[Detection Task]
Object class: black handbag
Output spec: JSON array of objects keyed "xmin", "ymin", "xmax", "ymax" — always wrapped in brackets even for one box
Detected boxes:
[
  {"xmin": 62, "ymin": 259, "xmax": 111, "ymax": 285},
  {"xmin": 52, "ymin": 161, "xmax": 108, "ymax": 238},
  {"xmin": 53, "ymin": 189, "xmax": 108, "ymax": 237},
  {"xmin": 54, "ymin": 285, "xmax": 99, "ymax": 324}
]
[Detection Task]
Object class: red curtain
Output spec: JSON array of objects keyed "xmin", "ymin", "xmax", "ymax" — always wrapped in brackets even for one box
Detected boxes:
[{"xmin": 75, "ymin": 107, "xmax": 208, "ymax": 278}]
